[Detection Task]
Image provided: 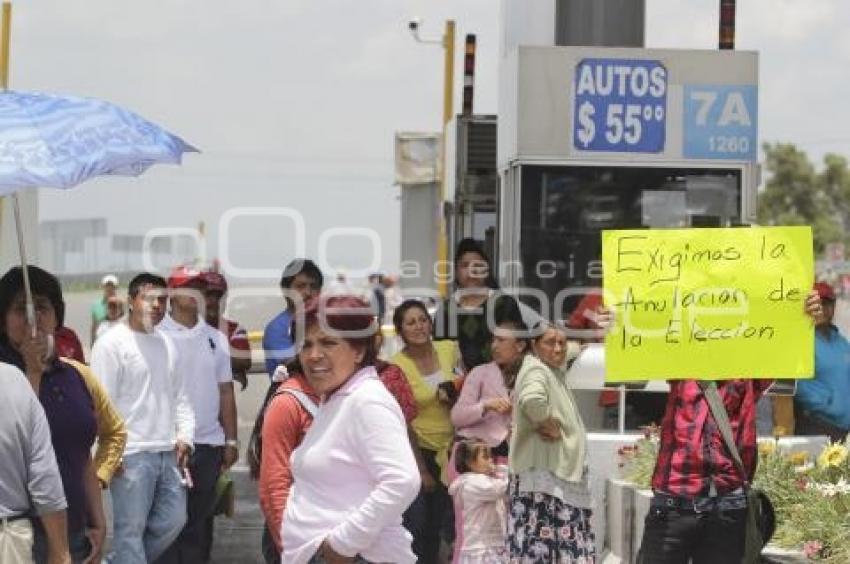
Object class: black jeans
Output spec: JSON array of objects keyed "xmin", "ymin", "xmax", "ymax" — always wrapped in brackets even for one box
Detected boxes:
[
  {"xmin": 156, "ymin": 444, "xmax": 223, "ymax": 564},
  {"xmin": 261, "ymin": 526, "xmax": 278, "ymax": 564},
  {"xmin": 403, "ymin": 448, "xmax": 453, "ymax": 564},
  {"xmin": 637, "ymin": 504, "xmax": 747, "ymax": 564},
  {"xmin": 795, "ymin": 408, "xmax": 849, "ymax": 443},
  {"xmin": 32, "ymin": 522, "xmax": 90, "ymax": 564}
]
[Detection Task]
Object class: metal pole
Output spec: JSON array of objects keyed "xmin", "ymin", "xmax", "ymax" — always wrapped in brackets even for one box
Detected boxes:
[
  {"xmin": 618, "ymin": 384, "xmax": 626, "ymax": 434},
  {"xmin": 0, "ymin": 3, "xmax": 34, "ymax": 332},
  {"xmin": 0, "ymin": 3, "xmax": 10, "ymax": 270},
  {"xmin": 719, "ymin": 0, "xmax": 736, "ymax": 50},
  {"xmin": 462, "ymin": 34, "xmax": 476, "ymax": 115},
  {"xmin": 437, "ymin": 20, "xmax": 455, "ymax": 298},
  {"xmin": 0, "ymin": 2, "xmax": 10, "ymax": 89},
  {"xmin": 12, "ymin": 194, "xmax": 36, "ymax": 331}
]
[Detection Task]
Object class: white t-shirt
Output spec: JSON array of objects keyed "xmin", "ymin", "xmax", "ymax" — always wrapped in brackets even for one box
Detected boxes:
[
  {"xmin": 282, "ymin": 367, "xmax": 420, "ymax": 564},
  {"xmin": 158, "ymin": 314, "xmax": 232, "ymax": 446},
  {"xmin": 422, "ymin": 369, "xmax": 444, "ymax": 391},
  {"xmin": 95, "ymin": 319, "xmax": 122, "ymax": 340},
  {"xmin": 90, "ymin": 323, "xmax": 194, "ymax": 455}
]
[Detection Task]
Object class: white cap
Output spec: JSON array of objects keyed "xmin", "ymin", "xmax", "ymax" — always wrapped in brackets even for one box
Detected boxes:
[{"xmin": 101, "ymin": 274, "xmax": 119, "ymax": 286}]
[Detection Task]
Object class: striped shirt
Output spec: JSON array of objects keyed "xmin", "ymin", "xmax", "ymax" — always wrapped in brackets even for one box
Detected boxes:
[{"xmin": 651, "ymin": 379, "xmax": 772, "ymax": 497}]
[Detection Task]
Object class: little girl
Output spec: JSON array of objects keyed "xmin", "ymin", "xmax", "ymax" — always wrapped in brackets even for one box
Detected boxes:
[{"xmin": 448, "ymin": 439, "xmax": 509, "ymax": 564}]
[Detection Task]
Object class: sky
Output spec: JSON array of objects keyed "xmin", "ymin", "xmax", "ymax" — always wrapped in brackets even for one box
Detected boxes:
[{"xmin": 10, "ymin": 0, "xmax": 849, "ymax": 282}]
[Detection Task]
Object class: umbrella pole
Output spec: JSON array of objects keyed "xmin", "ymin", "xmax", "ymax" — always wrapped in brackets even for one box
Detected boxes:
[
  {"xmin": 12, "ymin": 194, "xmax": 36, "ymax": 334},
  {"xmin": 0, "ymin": 4, "xmax": 32, "ymax": 335}
]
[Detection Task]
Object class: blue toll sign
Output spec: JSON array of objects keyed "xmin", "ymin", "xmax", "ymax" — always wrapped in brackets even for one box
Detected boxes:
[
  {"xmin": 573, "ymin": 58, "xmax": 667, "ymax": 153},
  {"xmin": 683, "ymin": 85, "xmax": 757, "ymax": 160}
]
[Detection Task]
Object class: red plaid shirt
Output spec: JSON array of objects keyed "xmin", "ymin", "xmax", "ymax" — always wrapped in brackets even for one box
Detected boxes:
[{"xmin": 651, "ymin": 379, "xmax": 772, "ymax": 497}]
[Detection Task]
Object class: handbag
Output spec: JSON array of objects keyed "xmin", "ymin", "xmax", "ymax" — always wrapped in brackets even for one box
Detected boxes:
[
  {"xmin": 700, "ymin": 381, "xmax": 776, "ymax": 564},
  {"xmin": 213, "ymin": 472, "xmax": 235, "ymax": 518}
]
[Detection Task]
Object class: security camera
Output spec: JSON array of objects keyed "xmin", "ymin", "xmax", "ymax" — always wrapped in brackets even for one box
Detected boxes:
[{"xmin": 408, "ymin": 17, "xmax": 422, "ymax": 32}]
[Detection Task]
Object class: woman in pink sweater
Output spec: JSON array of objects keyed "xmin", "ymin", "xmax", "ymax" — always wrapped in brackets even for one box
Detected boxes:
[
  {"xmin": 450, "ymin": 318, "xmax": 529, "ymax": 480},
  {"xmin": 449, "ymin": 318, "xmax": 529, "ymax": 563}
]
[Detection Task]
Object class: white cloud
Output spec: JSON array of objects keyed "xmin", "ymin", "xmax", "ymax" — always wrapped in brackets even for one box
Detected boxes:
[{"xmin": 738, "ymin": 0, "xmax": 836, "ymax": 42}]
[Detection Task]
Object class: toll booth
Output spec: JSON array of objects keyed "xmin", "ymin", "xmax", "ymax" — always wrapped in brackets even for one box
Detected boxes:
[
  {"xmin": 493, "ymin": 46, "xmax": 760, "ymax": 434},
  {"xmin": 498, "ymin": 46, "xmax": 759, "ymax": 316}
]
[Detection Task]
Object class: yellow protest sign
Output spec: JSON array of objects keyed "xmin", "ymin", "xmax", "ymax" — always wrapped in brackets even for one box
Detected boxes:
[{"xmin": 602, "ymin": 226, "xmax": 814, "ymax": 381}]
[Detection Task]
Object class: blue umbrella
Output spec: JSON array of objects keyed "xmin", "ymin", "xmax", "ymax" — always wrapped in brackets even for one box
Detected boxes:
[{"xmin": 0, "ymin": 89, "xmax": 197, "ymax": 326}]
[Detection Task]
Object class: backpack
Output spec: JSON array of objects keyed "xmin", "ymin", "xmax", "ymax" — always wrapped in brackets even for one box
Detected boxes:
[{"xmin": 246, "ymin": 380, "xmax": 318, "ymax": 479}]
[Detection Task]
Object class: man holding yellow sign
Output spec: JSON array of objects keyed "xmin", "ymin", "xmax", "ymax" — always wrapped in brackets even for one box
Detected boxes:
[{"xmin": 601, "ymin": 226, "xmax": 823, "ymax": 564}]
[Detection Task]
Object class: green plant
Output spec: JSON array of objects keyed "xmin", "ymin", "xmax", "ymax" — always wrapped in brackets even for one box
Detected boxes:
[
  {"xmin": 618, "ymin": 426, "xmax": 659, "ymax": 489},
  {"xmin": 617, "ymin": 435, "xmax": 850, "ymax": 561}
]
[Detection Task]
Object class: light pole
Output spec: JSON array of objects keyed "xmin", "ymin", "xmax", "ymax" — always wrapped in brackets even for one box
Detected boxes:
[
  {"xmin": 409, "ymin": 18, "xmax": 455, "ymax": 297},
  {"xmin": 0, "ymin": 2, "xmax": 11, "ymax": 261}
]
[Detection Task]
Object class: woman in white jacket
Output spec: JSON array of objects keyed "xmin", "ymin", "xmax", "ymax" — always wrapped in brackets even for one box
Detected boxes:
[{"xmin": 282, "ymin": 295, "xmax": 421, "ymax": 564}]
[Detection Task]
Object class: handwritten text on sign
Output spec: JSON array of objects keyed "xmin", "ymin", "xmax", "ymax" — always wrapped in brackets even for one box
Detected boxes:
[{"xmin": 602, "ymin": 227, "xmax": 814, "ymax": 381}]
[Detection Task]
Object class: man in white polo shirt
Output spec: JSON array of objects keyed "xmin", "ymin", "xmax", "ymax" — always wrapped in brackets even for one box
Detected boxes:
[
  {"xmin": 91, "ymin": 273, "xmax": 195, "ymax": 564},
  {"xmin": 157, "ymin": 266, "xmax": 238, "ymax": 563}
]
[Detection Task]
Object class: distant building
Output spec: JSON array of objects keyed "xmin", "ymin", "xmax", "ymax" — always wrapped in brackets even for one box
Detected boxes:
[{"xmin": 40, "ymin": 217, "xmax": 197, "ymax": 279}]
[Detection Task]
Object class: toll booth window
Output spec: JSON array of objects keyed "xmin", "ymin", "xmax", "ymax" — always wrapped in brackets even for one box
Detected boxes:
[{"xmin": 518, "ymin": 165, "xmax": 741, "ymax": 320}]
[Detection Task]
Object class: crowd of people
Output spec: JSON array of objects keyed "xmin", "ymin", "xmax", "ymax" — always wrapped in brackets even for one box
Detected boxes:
[
  {"xmin": 0, "ymin": 264, "xmax": 244, "ymax": 564},
  {"xmin": 0, "ymin": 233, "xmax": 844, "ymax": 564},
  {"xmin": 248, "ymin": 240, "xmax": 609, "ymax": 564}
]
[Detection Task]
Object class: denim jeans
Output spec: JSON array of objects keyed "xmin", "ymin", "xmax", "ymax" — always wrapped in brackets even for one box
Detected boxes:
[
  {"xmin": 107, "ymin": 450, "xmax": 187, "ymax": 564},
  {"xmin": 156, "ymin": 444, "xmax": 223, "ymax": 564},
  {"xmin": 637, "ymin": 503, "xmax": 747, "ymax": 564}
]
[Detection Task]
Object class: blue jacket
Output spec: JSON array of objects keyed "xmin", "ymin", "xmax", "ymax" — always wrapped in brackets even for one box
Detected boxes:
[
  {"xmin": 262, "ymin": 309, "xmax": 294, "ymax": 377},
  {"xmin": 796, "ymin": 325, "xmax": 850, "ymax": 430}
]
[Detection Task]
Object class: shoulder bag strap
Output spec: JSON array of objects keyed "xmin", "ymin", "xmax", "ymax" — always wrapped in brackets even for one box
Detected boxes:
[
  {"xmin": 699, "ymin": 381, "xmax": 748, "ymax": 484},
  {"xmin": 277, "ymin": 387, "xmax": 319, "ymax": 418}
]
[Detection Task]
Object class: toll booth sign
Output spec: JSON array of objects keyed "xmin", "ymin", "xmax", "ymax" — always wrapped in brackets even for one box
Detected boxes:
[
  {"xmin": 573, "ymin": 58, "xmax": 667, "ymax": 153},
  {"xmin": 683, "ymin": 85, "xmax": 758, "ymax": 160}
]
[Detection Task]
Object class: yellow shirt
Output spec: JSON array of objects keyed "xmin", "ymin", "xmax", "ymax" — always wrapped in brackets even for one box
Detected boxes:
[
  {"xmin": 391, "ymin": 340, "xmax": 457, "ymax": 454},
  {"xmin": 62, "ymin": 358, "xmax": 128, "ymax": 485}
]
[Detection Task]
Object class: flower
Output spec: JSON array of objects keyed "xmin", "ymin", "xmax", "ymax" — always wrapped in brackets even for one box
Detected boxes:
[
  {"xmin": 817, "ymin": 443, "xmax": 849, "ymax": 469},
  {"xmin": 758, "ymin": 441, "xmax": 776, "ymax": 456},
  {"xmin": 802, "ymin": 540, "xmax": 823, "ymax": 559},
  {"xmin": 789, "ymin": 451, "xmax": 809, "ymax": 466},
  {"xmin": 805, "ymin": 478, "xmax": 850, "ymax": 497},
  {"xmin": 793, "ymin": 462, "xmax": 814, "ymax": 474}
]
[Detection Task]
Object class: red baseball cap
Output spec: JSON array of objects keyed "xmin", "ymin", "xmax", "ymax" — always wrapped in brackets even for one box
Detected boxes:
[
  {"xmin": 814, "ymin": 281, "xmax": 836, "ymax": 301},
  {"xmin": 201, "ymin": 270, "xmax": 228, "ymax": 293},
  {"xmin": 167, "ymin": 265, "xmax": 204, "ymax": 289}
]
